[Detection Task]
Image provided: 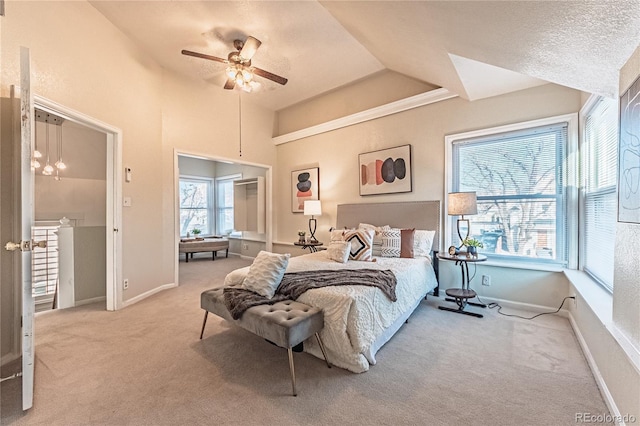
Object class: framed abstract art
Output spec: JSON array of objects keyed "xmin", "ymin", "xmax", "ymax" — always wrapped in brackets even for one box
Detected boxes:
[
  {"xmin": 359, "ymin": 144, "xmax": 412, "ymax": 196},
  {"xmin": 292, "ymin": 167, "xmax": 319, "ymax": 213},
  {"xmin": 618, "ymin": 75, "xmax": 640, "ymax": 223}
]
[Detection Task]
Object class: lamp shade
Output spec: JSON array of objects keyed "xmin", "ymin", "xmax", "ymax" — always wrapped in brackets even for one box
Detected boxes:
[
  {"xmin": 448, "ymin": 192, "xmax": 477, "ymax": 216},
  {"xmin": 304, "ymin": 200, "xmax": 322, "ymax": 216}
]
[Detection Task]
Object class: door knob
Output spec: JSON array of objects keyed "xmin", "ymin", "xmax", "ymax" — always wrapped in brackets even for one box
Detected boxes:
[
  {"xmin": 3, "ymin": 240, "xmax": 46, "ymax": 252},
  {"xmin": 32, "ymin": 240, "xmax": 47, "ymax": 249},
  {"xmin": 4, "ymin": 241, "xmax": 22, "ymax": 251}
]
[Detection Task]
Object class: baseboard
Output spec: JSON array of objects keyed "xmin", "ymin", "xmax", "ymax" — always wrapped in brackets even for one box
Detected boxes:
[
  {"xmin": 122, "ymin": 283, "xmax": 176, "ymax": 309},
  {"xmin": 75, "ymin": 296, "xmax": 106, "ymax": 307},
  {"xmin": 568, "ymin": 313, "xmax": 625, "ymax": 425},
  {"xmin": 473, "ymin": 295, "xmax": 571, "ymax": 318},
  {"xmin": 1, "ymin": 351, "xmax": 20, "ymax": 367}
]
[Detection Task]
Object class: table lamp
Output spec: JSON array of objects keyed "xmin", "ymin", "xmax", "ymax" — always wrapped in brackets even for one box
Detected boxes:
[
  {"xmin": 304, "ymin": 200, "xmax": 322, "ymax": 242},
  {"xmin": 448, "ymin": 192, "xmax": 477, "ymax": 245}
]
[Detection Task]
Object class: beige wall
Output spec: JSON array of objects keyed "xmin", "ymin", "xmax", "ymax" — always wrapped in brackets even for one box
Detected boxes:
[
  {"xmin": 1, "ymin": 1, "xmax": 276, "ymax": 303},
  {"xmin": 275, "ymin": 83, "xmax": 580, "ymax": 306},
  {"xmin": 276, "ymin": 70, "xmax": 438, "ymax": 135}
]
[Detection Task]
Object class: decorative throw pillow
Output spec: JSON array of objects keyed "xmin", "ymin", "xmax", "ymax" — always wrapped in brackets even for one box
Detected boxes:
[
  {"xmin": 342, "ymin": 228, "xmax": 375, "ymax": 261},
  {"xmin": 326, "ymin": 241, "xmax": 350, "ymax": 263},
  {"xmin": 400, "ymin": 228, "xmax": 415, "ymax": 258},
  {"xmin": 241, "ymin": 251, "xmax": 290, "ymax": 299},
  {"xmin": 359, "ymin": 223, "xmax": 390, "ymax": 257},
  {"xmin": 380, "ymin": 228, "xmax": 402, "ymax": 257},
  {"xmin": 414, "ymin": 230, "xmax": 436, "ymax": 257},
  {"xmin": 330, "ymin": 228, "xmax": 350, "ymax": 243}
]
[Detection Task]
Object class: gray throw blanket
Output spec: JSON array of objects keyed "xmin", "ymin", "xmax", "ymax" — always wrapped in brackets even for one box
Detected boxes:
[{"xmin": 223, "ymin": 269, "xmax": 397, "ymax": 320}]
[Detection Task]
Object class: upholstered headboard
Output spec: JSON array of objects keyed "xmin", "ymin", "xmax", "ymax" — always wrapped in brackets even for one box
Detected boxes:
[{"xmin": 336, "ymin": 201, "xmax": 441, "ymax": 251}]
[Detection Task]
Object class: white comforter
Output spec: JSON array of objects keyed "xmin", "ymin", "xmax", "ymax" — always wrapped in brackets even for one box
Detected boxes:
[{"xmin": 224, "ymin": 251, "xmax": 438, "ymax": 373}]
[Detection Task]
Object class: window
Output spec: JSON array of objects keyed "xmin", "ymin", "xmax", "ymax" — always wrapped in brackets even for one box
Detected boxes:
[
  {"xmin": 581, "ymin": 96, "xmax": 618, "ymax": 290},
  {"xmin": 216, "ymin": 174, "xmax": 241, "ymax": 235},
  {"xmin": 179, "ymin": 177, "xmax": 213, "ymax": 236},
  {"xmin": 447, "ymin": 115, "xmax": 577, "ymax": 267},
  {"xmin": 31, "ymin": 225, "xmax": 59, "ymax": 297}
]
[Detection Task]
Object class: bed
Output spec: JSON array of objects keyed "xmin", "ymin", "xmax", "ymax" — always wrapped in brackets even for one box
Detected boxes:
[{"xmin": 224, "ymin": 201, "xmax": 440, "ymax": 373}]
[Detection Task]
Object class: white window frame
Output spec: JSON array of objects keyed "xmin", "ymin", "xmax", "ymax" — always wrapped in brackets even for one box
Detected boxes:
[
  {"xmin": 215, "ymin": 173, "xmax": 242, "ymax": 237},
  {"xmin": 579, "ymin": 95, "xmax": 618, "ymax": 292},
  {"xmin": 444, "ymin": 113, "xmax": 579, "ymax": 271},
  {"xmin": 179, "ymin": 175, "xmax": 214, "ymax": 237}
]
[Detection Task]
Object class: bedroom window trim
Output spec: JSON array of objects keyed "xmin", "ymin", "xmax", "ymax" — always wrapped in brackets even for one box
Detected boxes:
[
  {"xmin": 444, "ymin": 113, "xmax": 578, "ymax": 270},
  {"xmin": 579, "ymin": 94, "xmax": 618, "ymax": 292},
  {"xmin": 179, "ymin": 175, "xmax": 214, "ymax": 237},
  {"xmin": 216, "ymin": 173, "xmax": 242, "ymax": 237}
]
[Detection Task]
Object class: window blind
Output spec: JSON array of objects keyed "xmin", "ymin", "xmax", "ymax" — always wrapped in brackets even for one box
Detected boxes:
[
  {"xmin": 583, "ymin": 97, "xmax": 617, "ymax": 290},
  {"xmin": 452, "ymin": 122, "xmax": 568, "ymax": 265}
]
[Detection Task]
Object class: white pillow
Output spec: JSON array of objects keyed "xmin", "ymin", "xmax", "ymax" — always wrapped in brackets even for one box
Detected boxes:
[
  {"xmin": 241, "ymin": 251, "xmax": 290, "ymax": 299},
  {"xmin": 414, "ymin": 230, "xmax": 436, "ymax": 257},
  {"xmin": 326, "ymin": 241, "xmax": 350, "ymax": 263}
]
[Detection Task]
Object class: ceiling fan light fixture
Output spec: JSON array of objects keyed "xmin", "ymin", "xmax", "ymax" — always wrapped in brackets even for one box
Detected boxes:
[
  {"xmin": 33, "ymin": 150, "xmax": 42, "ymax": 159},
  {"xmin": 226, "ymin": 66, "xmax": 237, "ymax": 79}
]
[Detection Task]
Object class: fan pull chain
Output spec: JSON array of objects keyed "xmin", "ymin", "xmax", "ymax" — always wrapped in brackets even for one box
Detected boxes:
[{"xmin": 238, "ymin": 94, "xmax": 242, "ymax": 157}]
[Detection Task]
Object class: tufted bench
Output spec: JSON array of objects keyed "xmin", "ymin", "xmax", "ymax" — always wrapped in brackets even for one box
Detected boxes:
[
  {"xmin": 200, "ymin": 287, "xmax": 331, "ymax": 396},
  {"xmin": 179, "ymin": 238, "xmax": 229, "ymax": 262}
]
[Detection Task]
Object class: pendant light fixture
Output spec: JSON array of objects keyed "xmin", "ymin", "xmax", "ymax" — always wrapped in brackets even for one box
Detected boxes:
[
  {"xmin": 54, "ymin": 123, "xmax": 66, "ymax": 170},
  {"xmin": 33, "ymin": 121, "xmax": 42, "ymax": 168},
  {"xmin": 35, "ymin": 108, "xmax": 66, "ymax": 178}
]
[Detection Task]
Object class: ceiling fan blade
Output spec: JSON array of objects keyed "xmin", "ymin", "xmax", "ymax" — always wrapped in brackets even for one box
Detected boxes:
[
  {"xmin": 239, "ymin": 36, "xmax": 262, "ymax": 61},
  {"xmin": 181, "ymin": 50, "xmax": 228, "ymax": 65},
  {"xmin": 252, "ymin": 67, "xmax": 288, "ymax": 86},
  {"xmin": 223, "ymin": 77, "xmax": 236, "ymax": 90}
]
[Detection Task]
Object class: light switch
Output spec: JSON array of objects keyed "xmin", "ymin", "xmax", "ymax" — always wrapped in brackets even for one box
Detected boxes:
[{"xmin": 123, "ymin": 197, "xmax": 132, "ymax": 207}]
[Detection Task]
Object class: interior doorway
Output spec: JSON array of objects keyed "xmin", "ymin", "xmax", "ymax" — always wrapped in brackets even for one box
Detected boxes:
[
  {"xmin": 32, "ymin": 114, "xmax": 108, "ymax": 312},
  {"xmin": 174, "ymin": 151, "xmax": 272, "ymax": 286},
  {"xmin": 34, "ymin": 96, "xmax": 123, "ymax": 311}
]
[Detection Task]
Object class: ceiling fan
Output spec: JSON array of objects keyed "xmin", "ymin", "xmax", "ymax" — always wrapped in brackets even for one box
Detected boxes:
[{"xmin": 182, "ymin": 36, "xmax": 288, "ymax": 92}]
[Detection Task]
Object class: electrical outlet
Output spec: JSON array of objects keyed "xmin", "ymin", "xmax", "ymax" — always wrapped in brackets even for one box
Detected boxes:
[
  {"xmin": 571, "ymin": 294, "xmax": 577, "ymax": 307},
  {"xmin": 242, "ymin": 243, "xmax": 249, "ymax": 250},
  {"xmin": 123, "ymin": 278, "xmax": 129, "ymax": 290},
  {"xmin": 481, "ymin": 275, "xmax": 491, "ymax": 286}
]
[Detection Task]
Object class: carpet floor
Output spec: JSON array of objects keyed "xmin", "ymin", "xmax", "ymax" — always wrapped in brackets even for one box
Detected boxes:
[{"xmin": 1, "ymin": 255, "xmax": 609, "ymax": 425}]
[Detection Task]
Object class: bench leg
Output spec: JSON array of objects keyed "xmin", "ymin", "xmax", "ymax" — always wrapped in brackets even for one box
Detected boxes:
[
  {"xmin": 287, "ymin": 348, "xmax": 297, "ymax": 397},
  {"xmin": 225, "ymin": 248, "xmax": 229, "ymax": 258},
  {"xmin": 315, "ymin": 333, "xmax": 331, "ymax": 369},
  {"xmin": 199, "ymin": 311, "xmax": 208, "ymax": 340},
  {"xmin": 212, "ymin": 251, "xmax": 215, "ymax": 261},
  {"xmin": 185, "ymin": 252, "xmax": 189, "ymax": 263}
]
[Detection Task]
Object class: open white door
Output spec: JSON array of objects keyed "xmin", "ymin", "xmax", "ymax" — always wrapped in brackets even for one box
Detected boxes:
[{"xmin": 3, "ymin": 46, "xmax": 36, "ymax": 411}]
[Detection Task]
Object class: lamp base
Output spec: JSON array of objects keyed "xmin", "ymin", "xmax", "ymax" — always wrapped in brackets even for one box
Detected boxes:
[{"xmin": 308, "ymin": 217, "xmax": 317, "ymax": 242}]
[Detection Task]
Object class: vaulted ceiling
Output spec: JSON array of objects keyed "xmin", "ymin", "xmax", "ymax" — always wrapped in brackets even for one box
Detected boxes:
[{"xmin": 90, "ymin": 1, "xmax": 640, "ymax": 111}]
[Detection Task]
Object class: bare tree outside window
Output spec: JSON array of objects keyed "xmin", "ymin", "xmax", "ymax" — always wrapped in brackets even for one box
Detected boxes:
[
  {"xmin": 180, "ymin": 179, "xmax": 211, "ymax": 236},
  {"xmin": 454, "ymin": 124, "xmax": 566, "ymax": 262}
]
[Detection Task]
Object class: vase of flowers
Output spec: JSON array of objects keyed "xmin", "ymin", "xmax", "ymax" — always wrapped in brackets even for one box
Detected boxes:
[
  {"xmin": 298, "ymin": 230, "xmax": 306, "ymax": 243},
  {"xmin": 463, "ymin": 237, "xmax": 483, "ymax": 256}
]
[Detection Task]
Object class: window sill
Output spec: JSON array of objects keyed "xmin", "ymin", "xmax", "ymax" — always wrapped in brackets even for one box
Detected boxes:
[
  {"xmin": 481, "ymin": 259, "xmax": 564, "ymax": 272},
  {"xmin": 564, "ymin": 270, "xmax": 640, "ymax": 374}
]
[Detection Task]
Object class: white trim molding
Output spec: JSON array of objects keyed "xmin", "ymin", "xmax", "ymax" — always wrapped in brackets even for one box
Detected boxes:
[
  {"xmin": 122, "ymin": 283, "xmax": 176, "ymax": 309},
  {"xmin": 272, "ymin": 88, "xmax": 457, "ymax": 145}
]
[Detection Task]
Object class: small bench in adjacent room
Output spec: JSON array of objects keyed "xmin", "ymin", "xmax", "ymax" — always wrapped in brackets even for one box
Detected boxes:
[
  {"xmin": 179, "ymin": 237, "xmax": 229, "ymax": 262},
  {"xmin": 200, "ymin": 287, "xmax": 331, "ymax": 396}
]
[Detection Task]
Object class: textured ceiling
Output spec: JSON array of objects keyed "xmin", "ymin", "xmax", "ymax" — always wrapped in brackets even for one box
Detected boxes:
[{"xmin": 90, "ymin": 1, "xmax": 640, "ymax": 111}]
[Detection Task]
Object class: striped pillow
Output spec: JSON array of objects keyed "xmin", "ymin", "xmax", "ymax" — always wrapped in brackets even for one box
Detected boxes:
[
  {"xmin": 358, "ymin": 223, "xmax": 390, "ymax": 257},
  {"xmin": 380, "ymin": 228, "xmax": 401, "ymax": 257}
]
